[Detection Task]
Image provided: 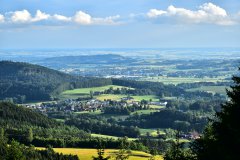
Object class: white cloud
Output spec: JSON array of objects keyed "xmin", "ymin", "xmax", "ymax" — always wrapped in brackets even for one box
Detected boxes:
[
  {"xmin": 200, "ymin": 3, "xmax": 227, "ymax": 17},
  {"xmin": 11, "ymin": 10, "xmax": 32, "ymax": 23},
  {"xmin": 147, "ymin": 3, "xmax": 235, "ymax": 25},
  {"xmin": 147, "ymin": 9, "xmax": 166, "ymax": 18},
  {"xmin": 53, "ymin": 14, "xmax": 71, "ymax": 22},
  {"xmin": 4, "ymin": 9, "xmax": 120, "ymax": 26},
  {"xmin": 73, "ymin": 11, "xmax": 120, "ymax": 25},
  {"xmin": 32, "ymin": 10, "xmax": 50, "ymax": 22},
  {"xmin": 93, "ymin": 15, "xmax": 120, "ymax": 25},
  {"xmin": 0, "ymin": 14, "xmax": 4, "ymax": 23},
  {"xmin": 10, "ymin": 10, "xmax": 50, "ymax": 23},
  {"xmin": 74, "ymin": 11, "xmax": 92, "ymax": 25}
]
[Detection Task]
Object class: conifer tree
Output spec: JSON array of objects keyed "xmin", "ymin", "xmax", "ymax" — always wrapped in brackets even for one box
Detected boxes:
[{"xmin": 191, "ymin": 68, "xmax": 240, "ymax": 160}]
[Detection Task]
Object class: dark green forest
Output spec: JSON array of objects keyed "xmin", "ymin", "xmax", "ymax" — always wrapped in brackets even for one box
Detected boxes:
[{"xmin": 0, "ymin": 61, "xmax": 112, "ymax": 102}]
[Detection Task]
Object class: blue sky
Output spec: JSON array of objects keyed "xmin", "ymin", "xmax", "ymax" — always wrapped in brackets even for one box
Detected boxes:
[{"xmin": 0, "ymin": 0, "xmax": 240, "ymax": 49}]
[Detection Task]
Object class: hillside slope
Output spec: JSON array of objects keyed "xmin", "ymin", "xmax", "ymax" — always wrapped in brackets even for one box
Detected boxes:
[
  {"xmin": 0, "ymin": 102, "xmax": 89, "ymax": 142},
  {"xmin": 0, "ymin": 61, "xmax": 112, "ymax": 102}
]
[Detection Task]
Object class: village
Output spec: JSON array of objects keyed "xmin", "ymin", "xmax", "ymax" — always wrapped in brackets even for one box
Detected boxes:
[{"xmin": 24, "ymin": 94, "xmax": 168, "ymax": 115}]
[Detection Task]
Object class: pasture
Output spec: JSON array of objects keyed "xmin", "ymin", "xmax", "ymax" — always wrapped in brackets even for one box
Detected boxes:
[
  {"xmin": 59, "ymin": 85, "xmax": 161, "ymax": 102},
  {"xmin": 96, "ymin": 94, "xmax": 159, "ymax": 102},
  {"xmin": 131, "ymin": 109, "xmax": 159, "ymax": 115},
  {"xmin": 60, "ymin": 85, "xmax": 128, "ymax": 99},
  {"xmin": 139, "ymin": 128, "xmax": 165, "ymax": 136},
  {"xmin": 96, "ymin": 94, "xmax": 126, "ymax": 101},
  {"xmin": 139, "ymin": 76, "xmax": 226, "ymax": 85},
  {"xmin": 91, "ymin": 133, "xmax": 136, "ymax": 141},
  {"xmin": 187, "ymin": 85, "xmax": 229, "ymax": 95},
  {"xmin": 39, "ymin": 148, "xmax": 163, "ymax": 160},
  {"xmin": 131, "ymin": 95, "xmax": 159, "ymax": 101}
]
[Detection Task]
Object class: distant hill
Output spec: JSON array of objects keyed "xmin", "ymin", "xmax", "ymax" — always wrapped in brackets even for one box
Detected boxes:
[
  {"xmin": 39, "ymin": 54, "xmax": 136, "ymax": 67},
  {"xmin": 0, "ymin": 61, "xmax": 112, "ymax": 102}
]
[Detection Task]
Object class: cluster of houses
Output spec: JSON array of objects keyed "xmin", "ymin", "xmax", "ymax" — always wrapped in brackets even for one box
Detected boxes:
[
  {"xmin": 180, "ymin": 131, "xmax": 200, "ymax": 140},
  {"xmin": 24, "ymin": 97, "xmax": 168, "ymax": 114}
]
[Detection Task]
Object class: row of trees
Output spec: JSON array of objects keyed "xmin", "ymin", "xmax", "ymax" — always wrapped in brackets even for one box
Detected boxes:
[
  {"xmin": 65, "ymin": 114, "xmax": 140, "ymax": 138},
  {"xmin": 0, "ymin": 133, "xmax": 78, "ymax": 160},
  {"xmin": 166, "ymin": 100, "xmax": 223, "ymax": 112},
  {"xmin": 121, "ymin": 109, "xmax": 208, "ymax": 133}
]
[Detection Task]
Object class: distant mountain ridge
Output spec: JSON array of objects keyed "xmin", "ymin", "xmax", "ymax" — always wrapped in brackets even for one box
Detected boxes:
[
  {"xmin": 40, "ymin": 54, "xmax": 136, "ymax": 65},
  {"xmin": 0, "ymin": 61, "xmax": 112, "ymax": 102}
]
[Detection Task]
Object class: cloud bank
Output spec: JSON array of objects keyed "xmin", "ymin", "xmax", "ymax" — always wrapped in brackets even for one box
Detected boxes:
[
  {"xmin": 0, "ymin": 14, "xmax": 4, "ymax": 23},
  {"xmin": 0, "ymin": 10, "xmax": 120, "ymax": 26},
  {"xmin": 0, "ymin": 3, "xmax": 239, "ymax": 28},
  {"xmin": 146, "ymin": 3, "xmax": 236, "ymax": 25}
]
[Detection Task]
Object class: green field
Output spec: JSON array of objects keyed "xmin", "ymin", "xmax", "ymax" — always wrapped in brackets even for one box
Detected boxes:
[
  {"xmin": 187, "ymin": 85, "xmax": 229, "ymax": 95},
  {"xmin": 139, "ymin": 128, "xmax": 165, "ymax": 136},
  {"xmin": 60, "ymin": 85, "xmax": 161, "ymax": 102},
  {"xmin": 131, "ymin": 95, "xmax": 159, "ymax": 101},
  {"xmin": 38, "ymin": 148, "xmax": 163, "ymax": 160},
  {"xmin": 149, "ymin": 105, "xmax": 165, "ymax": 109},
  {"xmin": 91, "ymin": 134, "xmax": 136, "ymax": 141},
  {"xmin": 60, "ymin": 85, "xmax": 129, "ymax": 99},
  {"xmin": 166, "ymin": 138, "xmax": 191, "ymax": 143},
  {"xmin": 96, "ymin": 94, "xmax": 159, "ymax": 102},
  {"xmin": 131, "ymin": 109, "xmax": 159, "ymax": 115},
  {"xmin": 96, "ymin": 94, "xmax": 126, "ymax": 101},
  {"xmin": 74, "ymin": 110, "xmax": 102, "ymax": 115},
  {"xmin": 140, "ymin": 76, "xmax": 226, "ymax": 85}
]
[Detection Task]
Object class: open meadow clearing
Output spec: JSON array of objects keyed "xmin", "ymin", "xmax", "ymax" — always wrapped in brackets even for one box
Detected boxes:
[
  {"xmin": 96, "ymin": 94, "xmax": 126, "ymax": 101},
  {"xmin": 95, "ymin": 94, "xmax": 160, "ymax": 102},
  {"xmin": 149, "ymin": 105, "xmax": 165, "ymax": 109},
  {"xmin": 187, "ymin": 85, "xmax": 229, "ymax": 95},
  {"xmin": 60, "ymin": 85, "xmax": 129, "ymax": 99},
  {"xmin": 131, "ymin": 95, "xmax": 159, "ymax": 101},
  {"xmin": 139, "ymin": 76, "xmax": 226, "ymax": 85},
  {"xmin": 91, "ymin": 133, "xmax": 137, "ymax": 141},
  {"xmin": 59, "ymin": 85, "xmax": 161, "ymax": 102},
  {"xmin": 37, "ymin": 148, "xmax": 163, "ymax": 160},
  {"xmin": 131, "ymin": 109, "xmax": 159, "ymax": 115},
  {"xmin": 139, "ymin": 128, "xmax": 165, "ymax": 136}
]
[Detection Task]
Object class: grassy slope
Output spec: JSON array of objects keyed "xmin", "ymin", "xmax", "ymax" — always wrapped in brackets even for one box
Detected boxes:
[
  {"xmin": 131, "ymin": 95, "xmax": 159, "ymax": 101},
  {"xmin": 131, "ymin": 110, "xmax": 159, "ymax": 115},
  {"xmin": 187, "ymin": 85, "xmax": 229, "ymax": 95},
  {"xmin": 60, "ymin": 85, "xmax": 129, "ymax": 99},
  {"xmin": 62, "ymin": 85, "xmax": 128, "ymax": 94},
  {"xmin": 60, "ymin": 85, "xmax": 160, "ymax": 102},
  {"xmin": 139, "ymin": 128, "xmax": 165, "ymax": 136},
  {"xmin": 52, "ymin": 148, "xmax": 163, "ymax": 160},
  {"xmin": 96, "ymin": 94, "xmax": 159, "ymax": 102},
  {"xmin": 91, "ymin": 134, "xmax": 136, "ymax": 141},
  {"xmin": 96, "ymin": 94, "xmax": 126, "ymax": 101},
  {"xmin": 139, "ymin": 76, "xmax": 226, "ymax": 85}
]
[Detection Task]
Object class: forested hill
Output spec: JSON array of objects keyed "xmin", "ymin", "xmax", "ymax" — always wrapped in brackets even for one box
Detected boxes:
[
  {"xmin": 0, "ymin": 61, "xmax": 112, "ymax": 102},
  {"xmin": 0, "ymin": 102, "xmax": 89, "ymax": 144},
  {"xmin": 0, "ymin": 102, "xmax": 57, "ymax": 128},
  {"xmin": 40, "ymin": 54, "xmax": 136, "ymax": 66}
]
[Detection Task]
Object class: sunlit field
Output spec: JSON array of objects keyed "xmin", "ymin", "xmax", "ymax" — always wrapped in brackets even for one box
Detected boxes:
[{"xmin": 37, "ymin": 148, "xmax": 163, "ymax": 160}]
